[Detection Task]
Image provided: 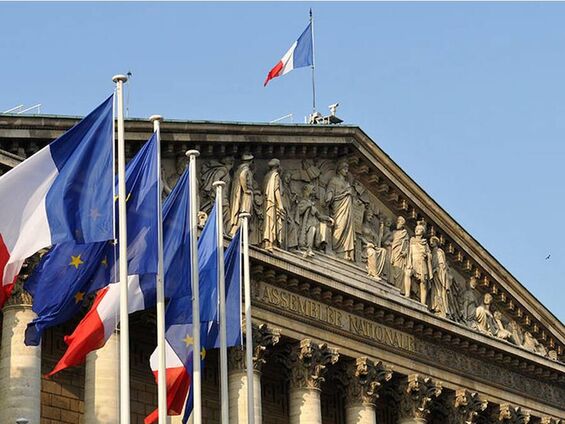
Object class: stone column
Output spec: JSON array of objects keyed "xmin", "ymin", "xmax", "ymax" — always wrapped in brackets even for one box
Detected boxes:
[
  {"xmin": 228, "ymin": 323, "xmax": 280, "ymax": 424},
  {"xmin": 0, "ymin": 284, "xmax": 41, "ymax": 424},
  {"xmin": 447, "ymin": 389, "xmax": 487, "ymax": 424},
  {"xmin": 398, "ymin": 374, "xmax": 442, "ymax": 424},
  {"xmin": 497, "ymin": 404, "xmax": 531, "ymax": 424},
  {"xmin": 84, "ymin": 331, "xmax": 120, "ymax": 424},
  {"xmin": 285, "ymin": 339, "xmax": 339, "ymax": 424},
  {"xmin": 344, "ymin": 357, "xmax": 392, "ymax": 424}
]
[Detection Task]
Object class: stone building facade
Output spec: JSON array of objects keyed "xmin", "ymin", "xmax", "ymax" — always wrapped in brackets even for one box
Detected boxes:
[{"xmin": 0, "ymin": 114, "xmax": 563, "ymax": 423}]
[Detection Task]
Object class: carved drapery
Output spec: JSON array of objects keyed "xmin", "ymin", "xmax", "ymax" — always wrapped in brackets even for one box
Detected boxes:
[
  {"xmin": 283, "ymin": 339, "xmax": 339, "ymax": 390},
  {"xmin": 344, "ymin": 357, "xmax": 392, "ymax": 407},
  {"xmin": 398, "ymin": 374, "xmax": 443, "ymax": 422},
  {"xmin": 228, "ymin": 323, "xmax": 281, "ymax": 372}
]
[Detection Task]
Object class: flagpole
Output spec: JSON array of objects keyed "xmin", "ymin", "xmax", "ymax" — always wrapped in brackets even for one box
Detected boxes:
[
  {"xmin": 310, "ymin": 8, "xmax": 316, "ymax": 114},
  {"xmin": 149, "ymin": 115, "xmax": 167, "ymax": 424},
  {"xmin": 213, "ymin": 181, "xmax": 229, "ymax": 424},
  {"xmin": 112, "ymin": 74, "xmax": 130, "ymax": 424},
  {"xmin": 186, "ymin": 149, "xmax": 202, "ymax": 424},
  {"xmin": 239, "ymin": 212, "xmax": 254, "ymax": 424}
]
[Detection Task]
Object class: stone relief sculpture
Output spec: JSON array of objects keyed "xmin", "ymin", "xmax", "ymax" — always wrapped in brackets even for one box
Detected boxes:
[
  {"xmin": 390, "ymin": 216, "xmax": 410, "ymax": 291},
  {"xmin": 163, "ymin": 154, "xmax": 187, "ymax": 195},
  {"xmin": 189, "ymin": 154, "xmax": 551, "ymax": 359},
  {"xmin": 200, "ymin": 156, "xmax": 234, "ymax": 227},
  {"xmin": 229, "ymin": 154, "xmax": 254, "ymax": 236},
  {"xmin": 296, "ymin": 184, "xmax": 333, "ymax": 257},
  {"xmin": 325, "ymin": 159, "xmax": 356, "ymax": 261},
  {"xmin": 262, "ymin": 159, "xmax": 285, "ymax": 252},
  {"xmin": 404, "ymin": 222, "xmax": 433, "ymax": 305}
]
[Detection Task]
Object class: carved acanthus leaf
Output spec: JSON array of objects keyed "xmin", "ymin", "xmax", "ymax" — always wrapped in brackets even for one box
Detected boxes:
[
  {"xmin": 497, "ymin": 404, "xmax": 531, "ymax": 424},
  {"xmin": 399, "ymin": 374, "xmax": 442, "ymax": 421},
  {"xmin": 228, "ymin": 323, "xmax": 281, "ymax": 372},
  {"xmin": 344, "ymin": 357, "xmax": 392, "ymax": 406},
  {"xmin": 449, "ymin": 389, "xmax": 488, "ymax": 424},
  {"xmin": 284, "ymin": 339, "xmax": 339, "ymax": 390}
]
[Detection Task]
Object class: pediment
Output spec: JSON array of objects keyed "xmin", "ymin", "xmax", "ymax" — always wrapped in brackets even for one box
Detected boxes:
[{"xmin": 0, "ymin": 116, "xmax": 563, "ymax": 366}]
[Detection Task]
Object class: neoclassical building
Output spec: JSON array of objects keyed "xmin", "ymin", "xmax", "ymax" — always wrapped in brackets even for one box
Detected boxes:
[{"xmin": 0, "ymin": 114, "xmax": 563, "ymax": 424}]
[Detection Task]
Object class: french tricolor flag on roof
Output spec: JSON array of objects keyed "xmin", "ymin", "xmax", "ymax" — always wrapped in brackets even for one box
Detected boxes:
[
  {"xmin": 264, "ymin": 19, "xmax": 313, "ymax": 86},
  {"xmin": 0, "ymin": 96, "xmax": 114, "ymax": 307}
]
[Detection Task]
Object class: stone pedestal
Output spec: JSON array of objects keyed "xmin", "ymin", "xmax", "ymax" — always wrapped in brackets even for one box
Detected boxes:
[
  {"xmin": 84, "ymin": 331, "xmax": 119, "ymax": 424},
  {"xmin": 285, "ymin": 339, "xmax": 339, "ymax": 424},
  {"xmin": 228, "ymin": 368, "xmax": 262, "ymax": 423},
  {"xmin": 0, "ymin": 302, "xmax": 41, "ymax": 424},
  {"xmin": 345, "ymin": 404, "xmax": 377, "ymax": 424}
]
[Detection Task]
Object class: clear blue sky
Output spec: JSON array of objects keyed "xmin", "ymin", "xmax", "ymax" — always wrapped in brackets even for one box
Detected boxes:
[{"xmin": 1, "ymin": 2, "xmax": 564, "ymax": 322}]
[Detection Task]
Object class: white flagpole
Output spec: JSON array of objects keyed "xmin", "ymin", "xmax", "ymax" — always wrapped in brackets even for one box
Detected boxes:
[
  {"xmin": 310, "ymin": 8, "xmax": 316, "ymax": 114},
  {"xmin": 186, "ymin": 149, "xmax": 202, "ymax": 424},
  {"xmin": 239, "ymin": 212, "xmax": 254, "ymax": 424},
  {"xmin": 112, "ymin": 74, "xmax": 130, "ymax": 424},
  {"xmin": 149, "ymin": 115, "xmax": 167, "ymax": 424},
  {"xmin": 213, "ymin": 181, "xmax": 229, "ymax": 424}
]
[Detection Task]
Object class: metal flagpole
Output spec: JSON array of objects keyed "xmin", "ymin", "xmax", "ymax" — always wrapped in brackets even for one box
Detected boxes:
[
  {"xmin": 112, "ymin": 74, "xmax": 130, "ymax": 424},
  {"xmin": 213, "ymin": 181, "xmax": 229, "ymax": 424},
  {"xmin": 186, "ymin": 149, "xmax": 202, "ymax": 424},
  {"xmin": 240, "ymin": 212, "xmax": 254, "ymax": 424},
  {"xmin": 149, "ymin": 115, "xmax": 167, "ymax": 424},
  {"xmin": 310, "ymin": 8, "xmax": 316, "ymax": 114}
]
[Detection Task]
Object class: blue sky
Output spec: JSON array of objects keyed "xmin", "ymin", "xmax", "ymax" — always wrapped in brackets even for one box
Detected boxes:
[{"xmin": 1, "ymin": 2, "xmax": 564, "ymax": 322}]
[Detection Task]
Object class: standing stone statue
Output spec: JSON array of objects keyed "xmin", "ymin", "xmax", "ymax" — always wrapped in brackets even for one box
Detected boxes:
[
  {"xmin": 460, "ymin": 277, "xmax": 479, "ymax": 328},
  {"xmin": 404, "ymin": 223, "xmax": 432, "ymax": 304},
  {"xmin": 325, "ymin": 160, "xmax": 355, "ymax": 261},
  {"xmin": 229, "ymin": 154, "xmax": 254, "ymax": 236},
  {"xmin": 200, "ymin": 156, "xmax": 235, "ymax": 226},
  {"xmin": 430, "ymin": 236, "xmax": 450, "ymax": 318},
  {"xmin": 390, "ymin": 216, "xmax": 410, "ymax": 290},
  {"xmin": 475, "ymin": 293, "xmax": 497, "ymax": 336},
  {"xmin": 281, "ymin": 170, "xmax": 299, "ymax": 250},
  {"xmin": 297, "ymin": 184, "xmax": 332, "ymax": 257},
  {"xmin": 262, "ymin": 159, "xmax": 285, "ymax": 252},
  {"xmin": 163, "ymin": 154, "xmax": 187, "ymax": 195}
]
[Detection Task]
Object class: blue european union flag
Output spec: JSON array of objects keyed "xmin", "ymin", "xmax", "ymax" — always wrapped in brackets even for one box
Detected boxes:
[{"xmin": 24, "ymin": 134, "xmax": 159, "ymax": 346}]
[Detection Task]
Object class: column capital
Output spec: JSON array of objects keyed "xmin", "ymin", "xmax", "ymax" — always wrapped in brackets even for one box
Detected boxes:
[
  {"xmin": 447, "ymin": 389, "xmax": 488, "ymax": 424},
  {"xmin": 540, "ymin": 417, "xmax": 563, "ymax": 424},
  {"xmin": 399, "ymin": 374, "xmax": 443, "ymax": 422},
  {"xmin": 228, "ymin": 323, "xmax": 281, "ymax": 372},
  {"xmin": 344, "ymin": 357, "xmax": 392, "ymax": 407},
  {"xmin": 284, "ymin": 339, "xmax": 339, "ymax": 390},
  {"xmin": 497, "ymin": 403, "xmax": 531, "ymax": 424},
  {"xmin": 4, "ymin": 280, "xmax": 33, "ymax": 307}
]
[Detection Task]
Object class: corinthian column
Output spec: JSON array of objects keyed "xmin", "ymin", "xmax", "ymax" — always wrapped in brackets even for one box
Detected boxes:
[
  {"xmin": 447, "ymin": 389, "xmax": 487, "ymax": 424},
  {"xmin": 398, "ymin": 374, "xmax": 442, "ymax": 424},
  {"xmin": 84, "ymin": 331, "xmax": 119, "ymax": 424},
  {"xmin": 0, "ymin": 283, "xmax": 41, "ymax": 424},
  {"xmin": 344, "ymin": 357, "xmax": 392, "ymax": 424},
  {"xmin": 228, "ymin": 323, "xmax": 280, "ymax": 424},
  {"xmin": 497, "ymin": 404, "xmax": 531, "ymax": 424},
  {"xmin": 285, "ymin": 339, "xmax": 339, "ymax": 424}
]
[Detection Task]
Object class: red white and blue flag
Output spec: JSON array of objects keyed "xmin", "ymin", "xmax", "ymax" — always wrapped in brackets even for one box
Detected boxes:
[
  {"xmin": 0, "ymin": 97, "xmax": 114, "ymax": 308},
  {"xmin": 264, "ymin": 21, "xmax": 313, "ymax": 86}
]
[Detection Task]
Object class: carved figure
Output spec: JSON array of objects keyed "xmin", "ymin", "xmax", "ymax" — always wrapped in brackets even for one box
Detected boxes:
[
  {"xmin": 262, "ymin": 159, "xmax": 285, "ymax": 252},
  {"xmin": 493, "ymin": 311, "xmax": 512, "ymax": 341},
  {"xmin": 430, "ymin": 236, "xmax": 451, "ymax": 318},
  {"xmin": 325, "ymin": 160, "xmax": 355, "ymax": 261},
  {"xmin": 475, "ymin": 293, "xmax": 496, "ymax": 336},
  {"xmin": 281, "ymin": 170, "xmax": 299, "ymax": 250},
  {"xmin": 523, "ymin": 331, "xmax": 548, "ymax": 356},
  {"xmin": 163, "ymin": 154, "xmax": 186, "ymax": 195},
  {"xmin": 390, "ymin": 216, "xmax": 410, "ymax": 290},
  {"xmin": 460, "ymin": 277, "xmax": 479, "ymax": 328},
  {"xmin": 229, "ymin": 154, "xmax": 254, "ymax": 236},
  {"xmin": 367, "ymin": 242, "xmax": 387, "ymax": 279},
  {"xmin": 404, "ymin": 223, "xmax": 433, "ymax": 304},
  {"xmin": 250, "ymin": 162, "xmax": 264, "ymax": 245},
  {"xmin": 297, "ymin": 184, "xmax": 332, "ymax": 257},
  {"xmin": 200, "ymin": 156, "xmax": 234, "ymax": 225}
]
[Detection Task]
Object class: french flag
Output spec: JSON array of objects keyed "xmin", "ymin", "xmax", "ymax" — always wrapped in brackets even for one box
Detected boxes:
[
  {"xmin": 0, "ymin": 96, "xmax": 114, "ymax": 307},
  {"xmin": 264, "ymin": 21, "xmax": 313, "ymax": 86}
]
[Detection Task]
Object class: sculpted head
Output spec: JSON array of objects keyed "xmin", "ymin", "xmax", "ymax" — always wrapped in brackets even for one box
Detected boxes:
[
  {"xmin": 415, "ymin": 224, "xmax": 425, "ymax": 237},
  {"xmin": 469, "ymin": 277, "xmax": 478, "ymax": 289},
  {"xmin": 221, "ymin": 156, "xmax": 235, "ymax": 170},
  {"xmin": 241, "ymin": 153, "xmax": 254, "ymax": 166},
  {"xmin": 337, "ymin": 160, "xmax": 349, "ymax": 177},
  {"xmin": 268, "ymin": 158, "xmax": 280, "ymax": 170},
  {"xmin": 396, "ymin": 216, "xmax": 406, "ymax": 230},
  {"xmin": 430, "ymin": 236, "xmax": 440, "ymax": 248},
  {"xmin": 494, "ymin": 311, "xmax": 503, "ymax": 320},
  {"xmin": 303, "ymin": 183, "xmax": 315, "ymax": 199},
  {"xmin": 282, "ymin": 170, "xmax": 292, "ymax": 185},
  {"xmin": 484, "ymin": 293, "xmax": 493, "ymax": 306}
]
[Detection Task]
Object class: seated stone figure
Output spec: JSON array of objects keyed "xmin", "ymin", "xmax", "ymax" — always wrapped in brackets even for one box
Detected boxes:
[{"xmin": 296, "ymin": 184, "xmax": 333, "ymax": 257}]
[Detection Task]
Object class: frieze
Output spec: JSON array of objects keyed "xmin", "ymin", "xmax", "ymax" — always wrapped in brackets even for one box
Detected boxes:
[{"xmin": 255, "ymin": 280, "xmax": 416, "ymax": 353}]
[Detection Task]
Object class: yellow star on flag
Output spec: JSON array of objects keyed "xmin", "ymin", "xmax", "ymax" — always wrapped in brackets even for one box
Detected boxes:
[
  {"xmin": 201, "ymin": 347, "xmax": 206, "ymax": 360},
  {"xmin": 69, "ymin": 255, "xmax": 84, "ymax": 269},
  {"xmin": 101, "ymin": 257, "xmax": 108, "ymax": 267},
  {"xmin": 183, "ymin": 335, "xmax": 194, "ymax": 347},
  {"xmin": 74, "ymin": 291, "xmax": 85, "ymax": 304}
]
